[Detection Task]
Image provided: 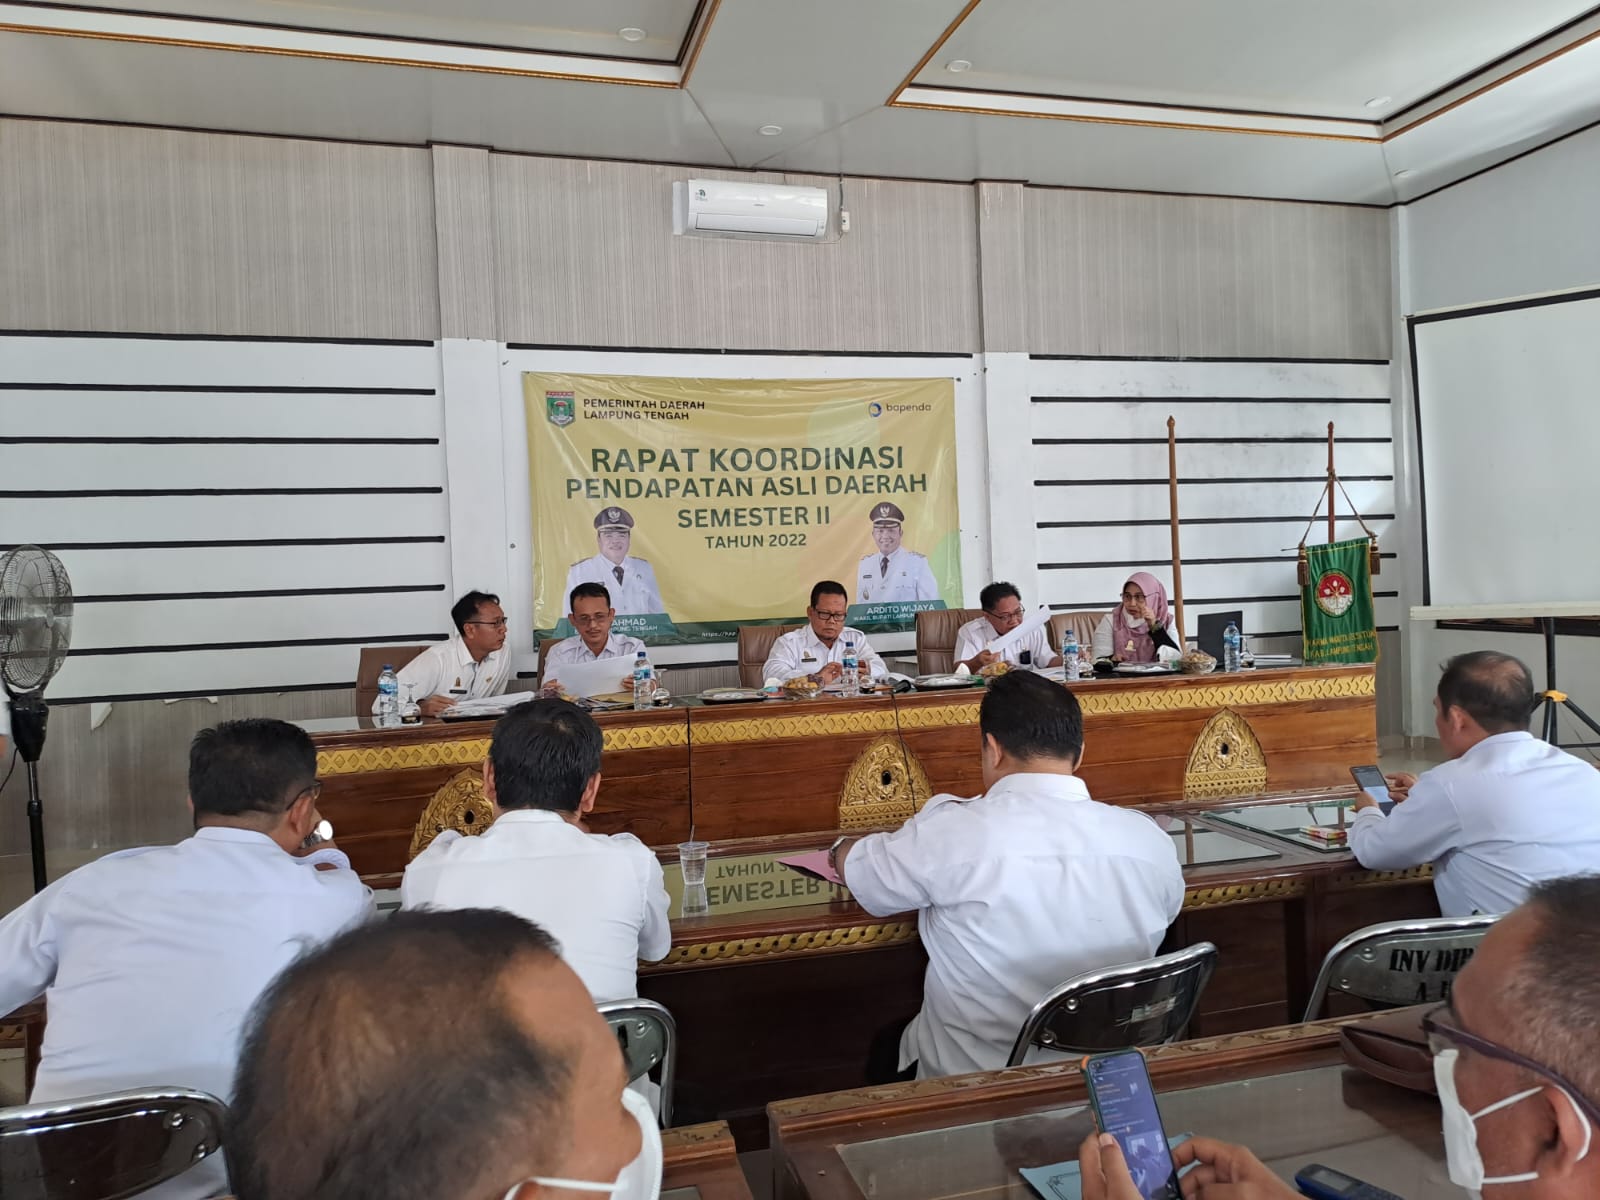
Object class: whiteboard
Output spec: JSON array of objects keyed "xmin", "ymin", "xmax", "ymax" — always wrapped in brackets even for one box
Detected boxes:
[{"xmin": 1411, "ymin": 288, "xmax": 1600, "ymax": 607}]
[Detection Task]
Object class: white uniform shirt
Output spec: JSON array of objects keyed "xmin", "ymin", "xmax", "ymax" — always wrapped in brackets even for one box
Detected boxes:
[
  {"xmin": 856, "ymin": 546, "xmax": 940, "ymax": 604},
  {"xmin": 954, "ymin": 616, "xmax": 1057, "ymax": 669},
  {"xmin": 1349, "ymin": 731, "xmax": 1600, "ymax": 917},
  {"xmin": 0, "ymin": 828, "xmax": 372, "ymax": 1198},
  {"xmin": 845, "ymin": 773, "xmax": 1185, "ymax": 1079},
  {"xmin": 544, "ymin": 631, "xmax": 646, "ymax": 676},
  {"xmin": 381, "ymin": 635, "xmax": 509, "ymax": 712},
  {"xmin": 761, "ymin": 625, "xmax": 888, "ymax": 684},
  {"xmin": 401, "ymin": 808, "xmax": 671, "ymax": 1002},
  {"xmin": 564, "ymin": 555, "xmax": 665, "ymax": 616}
]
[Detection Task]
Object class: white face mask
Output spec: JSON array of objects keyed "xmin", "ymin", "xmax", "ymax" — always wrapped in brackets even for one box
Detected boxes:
[
  {"xmin": 503, "ymin": 1087, "xmax": 662, "ymax": 1200},
  {"xmin": 1434, "ymin": 1047, "xmax": 1592, "ymax": 1193}
]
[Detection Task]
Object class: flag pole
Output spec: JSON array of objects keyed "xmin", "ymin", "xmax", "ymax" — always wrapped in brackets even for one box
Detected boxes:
[
  {"xmin": 1167, "ymin": 416, "xmax": 1185, "ymax": 645},
  {"xmin": 1327, "ymin": 421, "xmax": 1337, "ymax": 544}
]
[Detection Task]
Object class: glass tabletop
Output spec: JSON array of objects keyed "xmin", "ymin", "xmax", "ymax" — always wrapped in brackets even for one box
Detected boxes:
[
  {"xmin": 661, "ymin": 1188, "xmax": 701, "ymax": 1200},
  {"xmin": 1205, "ymin": 799, "xmax": 1359, "ymax": 853},
  {"xmin": 1161, "ymin": 819, "xmax": 1280, "ymax": 867},
  {"xmin": 664, "ymin": 851, "xmax": 850, "ymax": 919},
  {"xmin": 836, "ymin": 1065, "xmax": 1449, "ymax": 1200}
]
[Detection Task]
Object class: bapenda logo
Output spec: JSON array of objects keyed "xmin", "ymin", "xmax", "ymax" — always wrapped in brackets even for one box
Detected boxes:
[{"xmin": 867, "ymin": 402, "xmax": 882, "ymax": 418}]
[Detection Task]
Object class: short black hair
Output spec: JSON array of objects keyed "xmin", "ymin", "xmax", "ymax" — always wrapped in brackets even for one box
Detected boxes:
[
  {"xmin": 489, "ymin": 699, "xmax": 603, "ymax": 813},
  {"xmin": 810, "ymin": 580, "xmax": 848, "ymax": 609},
  {"xmin": 568, "ymin": 581, "xmax": 611, "ymax": 610},
  {"xmin": 188, "ymin": 719, "xmax": 316, "ymax": 820},
  {"xmin": 1502, "ymin": 875, "xmax": 1600, "ymax": 1105},
  {"xmin": 979, "ymin": 671, "xmax": 1084, "ymax": 764},
  {"xmin": 980, "ymin": 581, "xmax": 1021, "ymax": 612},
  {"xmin": 450, "ymin": 590, "xmax": 501, "ymax": 636},
  {"xmin": 1437, "ymin": 651, "xmax": 1534, "ymax": 733},
  {"xmin": 228, "ymin": 909, "xmax": 567, "ymax": 1200}
]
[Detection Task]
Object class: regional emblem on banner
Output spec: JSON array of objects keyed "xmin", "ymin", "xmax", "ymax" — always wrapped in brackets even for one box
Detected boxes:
[{"xmin": 546, "ymin": 391, "xmax": 575, "ymax": 427}]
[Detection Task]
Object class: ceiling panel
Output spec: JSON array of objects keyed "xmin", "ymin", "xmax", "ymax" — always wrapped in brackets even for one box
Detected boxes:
[{"xmin": 917, "ymin": 0, "xmax": 1596, "ymax": 119}]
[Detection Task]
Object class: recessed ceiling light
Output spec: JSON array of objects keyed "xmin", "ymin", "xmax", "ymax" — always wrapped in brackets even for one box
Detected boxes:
[
  {"xmin": 1365, "ymin": 96, "xmax": 1391, "ymax": 108},
  {"xmin": 618, "ymin": 27, "xmax": 646, "ymax": 42},
  {"xmin": 946, "ymin": 59, "xmax": 972, "ymax": 73},
  {"xmin": 758, "ymin": 124, "xmax": 783, "ymax": 136},
  {"xmin": 1395, "ymin": 169, "xmax": 1416, "ymax": 178}
]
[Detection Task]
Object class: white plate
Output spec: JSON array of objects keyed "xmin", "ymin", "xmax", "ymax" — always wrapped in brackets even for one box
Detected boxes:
[{"xmin": 1114, "ymin": 663, "xmax": 1177, "ymax": 675}]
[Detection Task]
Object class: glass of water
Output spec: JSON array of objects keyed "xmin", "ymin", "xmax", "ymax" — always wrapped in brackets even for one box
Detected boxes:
[{"xmin": 678, "ymin": 840, "xmax": 709, "ymax": 886}]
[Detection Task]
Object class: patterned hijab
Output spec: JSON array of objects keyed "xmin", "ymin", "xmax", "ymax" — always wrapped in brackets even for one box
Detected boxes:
[{"xmin": 1110, "ymin": 572, "xmax": 1171, "ymax": 663}]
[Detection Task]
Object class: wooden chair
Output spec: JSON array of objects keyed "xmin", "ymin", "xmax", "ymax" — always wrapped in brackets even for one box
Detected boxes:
[
  {"xmin": 534, "ymin": 637, "xmax": 565, "ymax": 689},
  {"xmin": 355, "ymin": 645, "xmax": 431, "ymax": 711},
  {"xmin": 1048, "ymin": 610, "xmax": 1110, "ymax": 656},
  {"xmin": 913, "ymin": 608, "xmax": 983, "ymax": 675},
  {"xmin": 736, "ymin": 624, "xmax": 801, "ymax": 688}
]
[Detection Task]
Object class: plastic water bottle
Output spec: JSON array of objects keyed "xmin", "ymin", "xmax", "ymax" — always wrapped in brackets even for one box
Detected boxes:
[
  {"xmin": 376, "ymin": 664, "xmax": 399, "ymax": 721},
  {"xmin": 632, "ymin": 650, "xmax": 654, "ymax": 711},
  {"xmin": 1223, "ymin": 621, "xmax": 1242, "ymax": 672},
  {"xmin": 1063, "ymin": 629, "xmax": 1081, "ymax": 681},
  {"xmin": 841, "ymin": 639, "xmax": 860, "ymax": 697}
]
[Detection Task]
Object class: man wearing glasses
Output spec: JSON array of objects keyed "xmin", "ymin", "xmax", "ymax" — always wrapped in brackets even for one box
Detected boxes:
[
  {"xmin": 541, "ymin": 583, "xmax": 645, "ymax": 697},
  {"xmin": 762, "ymin": 579, "xmax": 888, "ymax": 685},
  {"xmin": 954, "ymin": 581, "xmax": 1062, "ymax": 672},
  {"xmin": 394, "ymin": 589, "xmax": 511, "ymax": 718},
  {"xmin": 1077, "ymin": 874, "xmax": 1600, "ymax": 1200}
]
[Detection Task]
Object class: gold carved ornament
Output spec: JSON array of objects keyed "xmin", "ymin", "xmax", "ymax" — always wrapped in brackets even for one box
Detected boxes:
[
  {"xmin": 408, "ymin": 769, "xmax": 496, "ymax": 860},
  {"xmin": 837, "ymin": 733, "xmax": 934, "ymax": 830},
  {"xmin": 316, "ymin": 723, "xmax": 686, "ymax": 776},
  {"xmin": 1182, "ymin": 708, "xmax": 1269, "ymax": 801},
  {"xmin": 656, "ymin": 921, "xmax": 920, "ymax": 969}
]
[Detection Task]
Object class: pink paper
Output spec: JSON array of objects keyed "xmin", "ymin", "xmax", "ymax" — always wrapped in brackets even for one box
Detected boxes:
[{"xmin": 778, "ymin": 851, "xmax": 844, "ymax": 886}]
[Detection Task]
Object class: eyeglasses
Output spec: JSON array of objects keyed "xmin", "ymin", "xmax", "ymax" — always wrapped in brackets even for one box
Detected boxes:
[
  {"xmin": 572, "ymin": 613, "xmax": 611, "ymax": 626},
  {"xmin": 1121, "ymin": 591, "xmax": 1146, "ymax": 601},
  {"xmin": 1422, "ymin": 1003, "xmax": 1600, "ymax": 1125},
  {"xmin": 987, "ymin": 607, "xmax": 1024, "ymax": 621},
  {"xmin": 813, "ymin": 611, "xmax": 848, "ymax": 623},
  {"xmin": 467, "ymin": 618, "xmax": 509, "ymax": 630},
  {"xmin": 296, "ymin": 780, "xmax": 323, "ymax": 803}
]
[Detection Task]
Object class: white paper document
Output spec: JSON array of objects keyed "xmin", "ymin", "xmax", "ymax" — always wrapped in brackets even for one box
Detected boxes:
[
  {"xmin": 442, "ymin": 691, "xmax": 539, "ymax": 719},
  {"xmin": 544, "ymin": 656, "xmax": 635, "ymax": 699},
  {"xmin": 988, "ymin": 604, "xmax": 1052, "ymax": 655}
]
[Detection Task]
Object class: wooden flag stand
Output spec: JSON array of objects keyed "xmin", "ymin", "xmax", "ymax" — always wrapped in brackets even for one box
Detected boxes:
[
  {"xmin": 1167, "ymin": 417, "xmax": 1185, "ymax": 644},
  {"xmin": 1297, "ymin": 422, "xmax": 1381, "ymax": 585}
]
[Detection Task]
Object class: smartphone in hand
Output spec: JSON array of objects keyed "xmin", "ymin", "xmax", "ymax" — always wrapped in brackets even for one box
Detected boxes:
[
  {"xmin": 1082, "ymin": 1050, "xmax": 1181, "ymax": 1200},
  {"xmin": 1350, "ymin": 765, "xmax": 1394, "ymax": 814}
]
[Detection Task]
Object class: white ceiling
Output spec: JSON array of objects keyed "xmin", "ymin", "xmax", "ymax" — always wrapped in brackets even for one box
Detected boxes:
[{"xmin": 2, "ymin": 0, "xmax": 1598, "ymax": 204}]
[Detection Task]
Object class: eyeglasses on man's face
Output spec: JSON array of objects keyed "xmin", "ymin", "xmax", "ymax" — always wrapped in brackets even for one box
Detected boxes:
[
  {"xmin": 987, "ymin": 606, "xmax": 1024, "ymax": 623},
  {"xmin": 1421, "ymin": 1003, "xmax": 1600, "ymax": 1126},
  {"xmin": 572, "ymin": 613, "xmax": 611, "ymax": 627},
  {"xmin": 467, "ymin": 618, "xmax": 509, "ymax": 630},
  {"xmin": 812, "ymin": 609, "xmax": 848, "ymax": 623}
]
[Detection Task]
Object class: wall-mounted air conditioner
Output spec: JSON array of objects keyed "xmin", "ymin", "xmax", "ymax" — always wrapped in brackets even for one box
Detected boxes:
[{"xmin": 672, "ymin": 179, "xmax": 829, "ymax": 242}]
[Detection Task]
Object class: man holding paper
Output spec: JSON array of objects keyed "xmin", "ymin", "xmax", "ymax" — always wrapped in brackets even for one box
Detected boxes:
[
  {"xmin": 955, "ymin": 582, "xmax": 1061, "ymax": 672},
  {"xmin": 542, "ymin": 583, "xmax": 644, "ymax": 698}
]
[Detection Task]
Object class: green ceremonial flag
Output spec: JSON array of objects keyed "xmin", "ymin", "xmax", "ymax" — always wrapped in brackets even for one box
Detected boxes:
[{"xmin": 1301, "ymin": 537, "xmax": 1378, "ymax": 663}]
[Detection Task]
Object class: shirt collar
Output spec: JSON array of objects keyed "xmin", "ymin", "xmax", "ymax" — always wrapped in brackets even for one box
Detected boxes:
[
  {"xmin": 493, "ymin": 808, "xmax": 576, "ymax": 827},
  {"xmin": 453, "ymin": 635, "xmax": 499, "ymax": 669},
  {"xmin": 1463, "ymin": 730, "xmax": 1536, "ymax": 757},
  {"xmin": 192, "ymin": 825, "xmax": 283, "ymax": 847},
  {"xmin": 982, "ymin": 771, "xmax": 1091, "ymax": 803}
]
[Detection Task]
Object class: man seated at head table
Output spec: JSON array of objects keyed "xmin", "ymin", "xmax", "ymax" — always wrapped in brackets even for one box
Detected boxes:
[
  {"xmin": 541, "ymin": 581, "xmax": 645, "ymax": 697},
  {"xmin": 228, "ymin": 909, "xmax": 662, "ymax": 1200},
  {"xmin": 1079, "ymin": 873, "xmax": 1600, "ymax": 1200},
  {"xmin": 832, "ymin": 671, "xmax": 1185, "ymax": 1079},
  {"xmin": 762, "ymin": 579, "xmax": 888, "ymax": 686},
  {"xmin": 0, "ymin": 719, "xmax": 372, "ymax": 1200},
  {"xmin": 1348, "ymin": 650, "xmax": 1600, "ymax": 917},
  {"xmin": 380, "ymin": 589, "xmax": 510, "ymax": 718},
  {"xmin": 955, "ymin": 581, "xmax": 1063, "ymax": 673},
  {"xmin": 401, "ymin": 698, "xmax": 670, "ymax": 1003}
]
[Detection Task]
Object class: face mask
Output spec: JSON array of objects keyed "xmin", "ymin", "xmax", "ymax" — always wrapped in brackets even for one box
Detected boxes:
[
  {"xmin": 503, "ymin": 1087, "xmax": 662, "ymax": 1200},
  {"xmin": 1434, "ymin": 1047, "xmax": 1592, "ymax": 1192}
]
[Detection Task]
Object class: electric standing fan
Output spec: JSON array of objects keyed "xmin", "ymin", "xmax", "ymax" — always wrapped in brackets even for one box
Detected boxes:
[{"xmin": 0, "ymin": 546, "xmax": 74, "ymax": 893}]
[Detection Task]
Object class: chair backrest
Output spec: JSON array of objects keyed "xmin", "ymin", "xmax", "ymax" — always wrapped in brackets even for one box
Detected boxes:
[
  {"xmin": 1302, "ymin": 915, "xmax": 1499, "ymax": 1023},
  {"xmin": 736, "ymin": 624, "xmax": 801, "ymax": 688},
  {"xmin": 355, "ymin": 645, "xmax": 431, "ymax": 711},
  {"xmin": 0, "ymin": 1087, "xmax": 228, "ymax": 1200},
  {"xmin": 1005, "ymin": 943, "xmax": 1217, "ymax": 1067},
  {"xmin": 534, "ymin": 637, "xmax": 565, "ymax": 688},
  {"xmin": 1048, "ymin": 611, "xmax": 1109, "ymax": 655},
  {"xmin": 914, "ymin": 608, "xmax": 984, "ymax": 675},
  {"xmin": 597, "ymin": 999, "xmax": 678, "ymax": 1129}
]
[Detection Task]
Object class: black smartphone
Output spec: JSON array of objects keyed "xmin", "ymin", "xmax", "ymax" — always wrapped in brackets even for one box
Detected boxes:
[
  {"xmin": 1081, "ymin": 1050, "xmax": 1180, "ymax": 1200},
  {"xmin": 1350, "ymin": 764, "xmax": 1394, "ymax": 815}
]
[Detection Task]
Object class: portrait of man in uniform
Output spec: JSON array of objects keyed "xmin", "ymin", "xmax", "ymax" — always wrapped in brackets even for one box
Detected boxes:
[
  {"xmin": 563, "ymin": 507, "xmax": 667, "ymax": 617},
  {"xmin": 855, "ymin": 501, "xmax": 940, "ymax": 604}
]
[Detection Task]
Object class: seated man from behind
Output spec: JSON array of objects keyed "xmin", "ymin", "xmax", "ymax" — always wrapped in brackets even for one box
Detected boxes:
[
  {"xmin": 762, "ymin": 579, "xmax": 888, "ymax": 685},
  {"xmin": 834, "ymin": 671, "xmax": 1185, "ymax": 1078},
  {"xmin": 228, "ymin": 908, "xmax": 661, "ymax": 1200},
  {"xmin": 0, "ymin": 719, "xmax": 372, "ymax": 1198},
  {"xmin": 541, "ymin": 581, "xmax": 644, "ymax": 697},
  {"xmin": 401, "ymin": 698, "xmax": 670, "ymax": 1002},
  {"xmin": 1079, "ymin": 873, "xmax": 1600, "ymax": 1200},
  {"xmin": 386, "ymin": 589, "xmax": 510, "ymax": 718},
  {"xmin": 955, "ymin": 581, "xmax": 1062, "ymax": 672},
  {"xmin": 1350, "ymin": 650, "xmax": 1600, "ymax": 916}
]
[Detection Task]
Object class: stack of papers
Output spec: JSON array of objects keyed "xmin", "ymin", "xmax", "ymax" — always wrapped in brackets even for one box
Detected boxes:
[{"xmin": 441, "ymin": 692, "xmax": 540, "ymax": 719}]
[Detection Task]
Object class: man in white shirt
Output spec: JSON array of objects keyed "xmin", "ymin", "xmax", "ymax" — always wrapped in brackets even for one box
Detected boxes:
[
  {"xmin": 541, "ymin": 582, "xmax": 645, "ymax": 697},
  {"xmin": 402, "ymin": 698, "xmax": 671, "ymax": 1003},
  {"xmin": 833, "ymin": 671, "xmax": 1185, "ymax": 1079},
  {"xmin": 955, "ymin": 581, "xmax": 1063, "ymax": 672},
  {"xmin": 762, "ymin": 580, "xmax": 889, "ymax": 685},
  {"xmin": 564, "ymin": 507, "xmax": 666, "ymax": 617},
  {"xmin": 855, "ymin": 502, "xmax": 940, "ymax": 604},
  {"xmin": 1350, "ymin": 651, "xmax": 1600, "ymax": 917},
  {"xmin": 0, "ymin": 719, "xmax": 372, "ymax": 1199},
  {"xmin": 388, "ymin": 590, "xmax": 510, "ymax": 718}
]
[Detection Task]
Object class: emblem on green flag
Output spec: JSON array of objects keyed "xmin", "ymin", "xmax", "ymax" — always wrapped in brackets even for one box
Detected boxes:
[{"xmin": 1301, "ymin": 537, "xmax": 1378, "ymax": 663}]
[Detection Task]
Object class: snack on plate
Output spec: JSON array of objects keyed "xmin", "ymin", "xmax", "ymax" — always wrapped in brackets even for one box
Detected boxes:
[
  {"xmin": 783, "ymin": 677, "xmax": 822, "ymax": 699},
  {"xmin": 1177, "ymin": 650, "xmax": 1217, "ymax": 675},
  {"xmin": 977, "ymin": 660, "xmax": 1012, "ymax": 679}
]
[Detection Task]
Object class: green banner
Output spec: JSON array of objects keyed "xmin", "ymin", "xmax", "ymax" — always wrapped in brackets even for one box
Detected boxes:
[{"xmin": 1301, "ymin": 538, "xmax": 1378, "ymax": 663}]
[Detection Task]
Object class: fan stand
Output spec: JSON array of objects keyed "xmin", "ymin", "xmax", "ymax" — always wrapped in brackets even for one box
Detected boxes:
[{"xmin": 9, "ymin": 692, "xmax": 49, "ymax": 893}]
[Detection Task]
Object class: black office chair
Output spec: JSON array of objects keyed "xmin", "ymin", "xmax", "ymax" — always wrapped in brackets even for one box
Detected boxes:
[
  {"xmin": 1302, "ymin": 915, "xmax": 1498, "ymax": 1022},
  {"xmin": 597, "ymin": 998, "xmax": 678, "ymax": 1128}
]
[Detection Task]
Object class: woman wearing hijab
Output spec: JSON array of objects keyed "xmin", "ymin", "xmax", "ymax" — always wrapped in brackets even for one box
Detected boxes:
[{"xmin": 1091, "ymin": 572, "xmax": 1179, "ymax": 663}]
